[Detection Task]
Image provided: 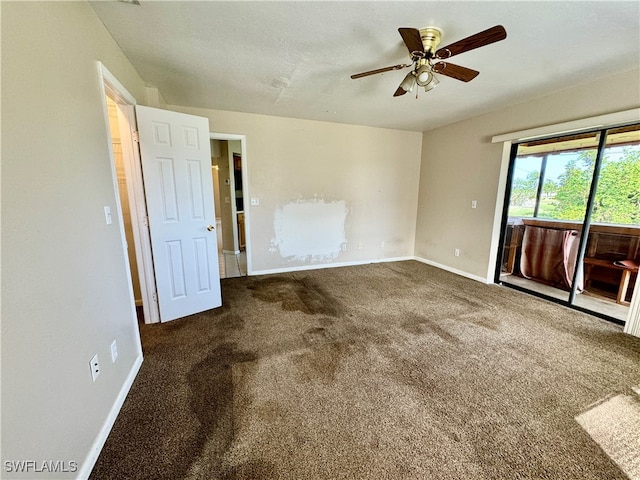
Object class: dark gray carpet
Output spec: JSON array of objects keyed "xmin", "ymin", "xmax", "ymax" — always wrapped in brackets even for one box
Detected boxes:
[{"xmin": 90, "ymin": 261, "xmax": 640, "ymax": 480}]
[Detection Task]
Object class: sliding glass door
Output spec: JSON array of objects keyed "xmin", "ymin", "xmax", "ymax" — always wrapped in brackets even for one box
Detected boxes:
[{"xmin": 497, "ymin": 124, "xmax": 640, "ymax": 323}]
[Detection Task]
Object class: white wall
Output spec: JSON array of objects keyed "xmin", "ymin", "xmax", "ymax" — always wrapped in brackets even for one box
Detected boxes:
[
  {"xmin": 415, "ymin": 68, "xmax": 640, "ymax": 281},
  {"xmin": 1, "ymin": 2, "xmax": 147, "ymax": 478},
  {"xmin": 169, "ymin": 106, "xmax": 423, "ymax": 274}
]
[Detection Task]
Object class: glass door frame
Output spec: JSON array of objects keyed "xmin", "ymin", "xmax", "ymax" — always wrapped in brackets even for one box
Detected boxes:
[{"xmin": 494, "ymin": 122, "xmax": 638, "ymax": 325}]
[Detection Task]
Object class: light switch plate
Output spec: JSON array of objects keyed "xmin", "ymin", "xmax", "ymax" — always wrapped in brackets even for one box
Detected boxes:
[
  {"xmin": 110, "ymin": 340, "xmax": 118, "ymax": 363},
  {"xmin": 104, "ymin": 206, "xmax": 112, "ymax": 225}
]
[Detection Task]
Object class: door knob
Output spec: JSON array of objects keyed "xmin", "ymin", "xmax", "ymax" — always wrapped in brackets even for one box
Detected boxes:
[{"xmin": 207, "ymin": 225, "xmax": 215, "ymax": 231}]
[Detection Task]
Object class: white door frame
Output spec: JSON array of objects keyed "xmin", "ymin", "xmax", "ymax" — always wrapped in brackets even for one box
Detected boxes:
[
  {"xmin": 98, "ymin": 62, "xmax": 160, "ymax": 324},
  {"xmin": 211, "ymin": 133, "xmax": 252, "ymax": 275}
]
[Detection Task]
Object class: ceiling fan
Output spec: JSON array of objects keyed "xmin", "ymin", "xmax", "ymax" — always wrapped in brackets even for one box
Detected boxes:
[{"xmin": 351, "ymin": 25, "xmax": 507, "ymax": 97}]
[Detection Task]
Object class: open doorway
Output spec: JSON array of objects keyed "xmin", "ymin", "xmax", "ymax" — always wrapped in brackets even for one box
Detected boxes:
[
  {"xmin": 100, "ymin": 64, "xmax": 160, "ymax": 324},
  {"xmin": 106, "ymin": 96, "xmax": 143, "ymax": 315},
  {"xmin": 211, "ymin": 136, "xmax": 249, "ymax": 278}
]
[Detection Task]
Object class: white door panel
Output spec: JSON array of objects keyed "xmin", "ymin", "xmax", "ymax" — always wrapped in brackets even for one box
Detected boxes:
[{"xmin": 135, "ymin": 105, "xmax": 221, "ymax": 322}]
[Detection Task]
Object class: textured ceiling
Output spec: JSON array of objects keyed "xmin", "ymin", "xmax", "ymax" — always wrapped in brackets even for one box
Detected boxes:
[{"xmin": 90, "ymin": 1, "xmax": 640, "ymax": 132}]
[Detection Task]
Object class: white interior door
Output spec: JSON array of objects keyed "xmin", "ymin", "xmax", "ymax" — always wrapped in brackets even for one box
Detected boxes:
[{"xmin": 135, "ymin": 105, "xmax": 221, "ymax": 322}]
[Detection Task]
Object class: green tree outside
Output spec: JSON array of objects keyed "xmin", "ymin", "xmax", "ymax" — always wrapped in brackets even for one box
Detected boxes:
[{"xmin": 510, "ymin": 147, "xmax": 640, "ymax": 226}]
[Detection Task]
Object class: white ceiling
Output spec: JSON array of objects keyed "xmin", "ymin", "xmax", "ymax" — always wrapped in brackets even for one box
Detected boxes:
[{"xmin": 90, "ymin": 1, "xmax": 640, "ymax": 132}]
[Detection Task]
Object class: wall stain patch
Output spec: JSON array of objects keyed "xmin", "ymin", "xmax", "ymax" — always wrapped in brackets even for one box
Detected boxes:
[{"xmin": 271, "ymin": 199, "xmax": 347, "ymax": 262}]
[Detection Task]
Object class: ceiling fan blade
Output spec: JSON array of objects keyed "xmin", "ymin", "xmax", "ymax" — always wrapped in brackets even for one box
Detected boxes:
[
  {"xmin": 435, "ymin": 25, "xmax": 506, "ymax": 59},
  {"xmin": 350, "ymin": 63, "xmax": 409, "ymax": 79},
  {"xmin": 393, "ymin": 86, "xmax": 408, "ymax": 97},
  {"xmin": 398, "ymin": 28, "xmax": 425, "ymax": 56},
  {"xmin": 432, "ymin": 62, "xmax": 479, "ymax": 82}
]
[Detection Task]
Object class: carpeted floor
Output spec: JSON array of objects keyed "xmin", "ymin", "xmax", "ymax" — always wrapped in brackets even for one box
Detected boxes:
[{"xmin": 90, "ymin": 261, "xmax": 640, "ymax": 480}]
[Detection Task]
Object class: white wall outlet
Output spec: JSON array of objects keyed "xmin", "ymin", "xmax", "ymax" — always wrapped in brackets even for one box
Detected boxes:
[
  {"xmin": 357, "ymin": 242, "xmax": 363, "ymax": 250},
  {"xmin": 250, "ymin": 197, "xmax": 260, "ymax": 206},
  {"xmin": 381, "ymin": 241, "xmax": 385, "ymax": 248},
  {"xmin": 454, "ymin": 248, "xmax": 460, "ymax": 257},
  {"xmin": 110, "ymin": 340, "xmax": 118, "ymax": 363},
  {"xmin": 471, "ymin": 200, "xmax": 477, "ymax": 209},
  {"xmin": 104, "ymin": 206, "xmax": 112, "ymax": 225},
  {"xmin": 341, "ymin": 243, "xmax": 347, "ymax": 252},
  {"xmin": 90, "ymin": 354, "xmax": 100, "ymax": 382}
]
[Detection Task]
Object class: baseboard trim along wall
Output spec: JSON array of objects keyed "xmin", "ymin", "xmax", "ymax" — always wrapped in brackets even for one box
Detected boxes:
[
  {"xmin": 77, "ymin": 354, "xmax": 143, "ymax": 480},
  {"xmin": 251, "ymin": 256, "xmax": 414, "ymax": 276},
  {"xmin": 412, "ymin": 256, "xmax": 490, "ymax": 284}
]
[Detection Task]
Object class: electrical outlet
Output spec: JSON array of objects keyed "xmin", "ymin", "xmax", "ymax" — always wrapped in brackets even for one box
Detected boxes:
[
  {"xmin": 471, "ymin": 200, "xmax": 477, "ymax": 209},
  {"xmin": 341, "ymin": 243, "xmax": 347, "ymax": 252},
  {"xmin": 357, "ymin": 242, "xmax": 363, "ymax": 250},
  {"xmin": 250, "ymin": 197, "xmax": 260, "ymax": 206},
  {"xmin": 454, "ymin": 248, "xmax": 460, "ymax": 257},
  {"xmin": 110, "ymin": 340, "xmax": 118, "ymax": 363},
  {"xmin": 90, "ymin": 354, "xmax": 100, "ymax": 382},
  {"xmin": 381, "ymin": 241, "xmax": 385, "ymax": 248}
]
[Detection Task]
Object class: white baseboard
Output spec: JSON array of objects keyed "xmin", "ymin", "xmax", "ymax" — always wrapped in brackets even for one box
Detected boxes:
[
  {"xmin": 76, "ymin": 353, "xmax": 143, "ymax": 480},
  {"xmin": 249, "ymin": 255, "xmax": 492, "ymax": 286},
  {"xmin": 250, "ymin": 256, "xmax": 414, "ymax": 276},
  {"xmin": 412, "ymin": 256, "xmax": 490, "ymax": 284}
]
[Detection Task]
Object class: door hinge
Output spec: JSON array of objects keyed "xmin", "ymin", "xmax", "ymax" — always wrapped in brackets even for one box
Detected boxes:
[
  {"xmin": 143, "ymin": 216, "xmax": 149, "ymax": 227},
  {"xmin": 132, "ymin": 130, "xmax": 140, "ymax": 143},
  {"xmin": 152, "ymin": 292, "xmax": 158, "ymax": 303}
]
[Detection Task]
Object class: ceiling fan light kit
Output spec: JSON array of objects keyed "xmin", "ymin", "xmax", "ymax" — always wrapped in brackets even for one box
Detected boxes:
[
  {"xmin": 351, "ymin": 24, "xmax": 506, "ymax": 98},
  {"xmin": 415, "ymin": 64, "xmax": 433, "ymax": 86},
  {"xmin": 424, "ymin": 74, "xmax": 439, "ymax": 92},
  {"xmin": 400, "ymin": 72, "xmax": 416, "ymax": 93}
]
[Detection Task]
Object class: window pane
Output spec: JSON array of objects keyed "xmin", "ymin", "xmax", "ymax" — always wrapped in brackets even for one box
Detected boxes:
[
  {"xmin": 591, "ymin": 126, "xmax": 640, "ymax": 226},
  {"xmin": 507, "ymin": 156, "xmax": 541, "ymax": 217},
  {"xmin": 576, "ymin": 125, "xmax": 640, "ymax": 321},
  {"xmin": 539, "ymin": 150, "xmax": 597, "ymax": 222},
  {"xmin": 523, "ymin": 132, "xmax": 600, "ymax": 222}
]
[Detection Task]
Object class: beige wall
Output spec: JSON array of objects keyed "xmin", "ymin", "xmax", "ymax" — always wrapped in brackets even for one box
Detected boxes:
[
  {"xmin": 2, "ymin": 2, "xmax": 147, "ymax": 478},
  {"xmin": 169, "ymin": 106, "xmax": 424, "ymax": 273},
  {"xmin": 415, "ymin": 68, "xmax": 640, "ymax": 281}
]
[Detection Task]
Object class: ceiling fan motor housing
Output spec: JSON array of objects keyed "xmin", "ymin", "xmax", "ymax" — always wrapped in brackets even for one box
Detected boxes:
[{"xmin": 419, "ymin": 27, "xmax": 442, "ymax": 58}]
